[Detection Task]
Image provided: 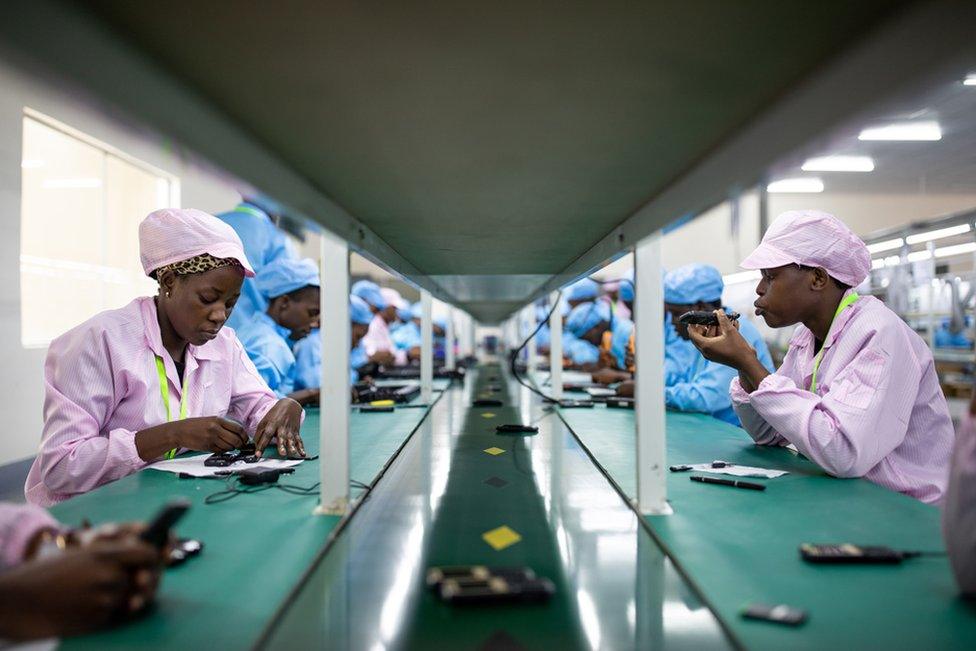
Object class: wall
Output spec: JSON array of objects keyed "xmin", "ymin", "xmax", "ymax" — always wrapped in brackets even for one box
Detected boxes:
[{"xmin": 0, "ymin": 55, "xmax": 245, "ymax": 465}]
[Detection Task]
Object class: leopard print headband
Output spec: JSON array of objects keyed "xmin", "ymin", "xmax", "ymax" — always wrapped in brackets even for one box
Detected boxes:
[{"xmin": 151, "ymin": 253, "xmax": 242, "ymax": 280}]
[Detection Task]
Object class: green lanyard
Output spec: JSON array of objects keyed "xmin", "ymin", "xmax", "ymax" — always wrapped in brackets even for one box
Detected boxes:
[
  {"xmin": 809, "ymin": 292, "xmax": 859, "ymax": 393},
  {"xmin": 235, "ymin": 203, "xmax": 266, "ymax": 220},
  {"xmin": 155, "ymin": 355, "xmax": 188, "ymax": 460}
]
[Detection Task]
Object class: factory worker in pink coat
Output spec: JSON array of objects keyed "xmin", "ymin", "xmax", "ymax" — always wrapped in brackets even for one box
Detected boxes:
[
  {"xmin": 688, "ymin": 210, "xmax": 953, "ymax": 504},
  {"xmin": 25, "ymin": 208, "xmax": 305, "ymax": 507},
  {"xmin": 0, "ymin": 502, "xmax": 163, "ymax": 640}
]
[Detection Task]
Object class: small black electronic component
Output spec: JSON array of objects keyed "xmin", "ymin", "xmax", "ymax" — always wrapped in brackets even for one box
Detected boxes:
[
  {"xmin": 238, "ymin": 467, "xmax": 294, "ymax": 485},
  {"xmin": 495, "ymin": 424, "xmax": 539, "ymax": 434},
  {"xmin": 473, "ymin": 398, "xmax": 504, "ymax": 407},
  {"xmin": 557, "ymin": 399, "xmax": 594, "ymax": 408},
  {"xmin": 710, "ymin": 460, "xmax": 732, "ymax": 468},
  {"xmin": 359, "ymin": 405, "xmax": 395, "ymax": 413},
  {"xmin": 799, "ymin": 543, "xmax": 910, "ymax": 564},
  {"xmin": 669, "ymin": 464, "xmax": 693, "ymax": 472},
  {"xmin": 439, "ymin": 577, "xmax": 555, "ymax": 605},
  {"xmin": 741, "ymin": 603, "xmax": 808, "ymax": 626},
  {"xmin": 678, "ymin": 310, "xmax": 740, "ymax": 326},
  {"xmin": 203, "ymin": 452, "xmax": 236, "ymax": 467},
  {"xmin": 426, "ymin": 565, "xmax": 535, "ymax": 589},
  {"xmin": 140, "ymin": 499, "xmax": 190, "ymax": 549},
  {"xmin": 605, "ymin": 397, "xmax": 635, "ymax": 409},
  {"xmin": 426, "ymin": 565, "xmax": 554, "ymax": 605},
  {"xmin": 167, "ymin": 537, "xmax": 204, "ymax": 566}
]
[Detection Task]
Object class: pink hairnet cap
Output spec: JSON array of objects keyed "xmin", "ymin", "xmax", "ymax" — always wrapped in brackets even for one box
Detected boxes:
[
  {"xmin": 139, "ymin": 208, "xmax": 255, "ymax": 278},
  {"xmin": 740, "ymin": 210, "xmax": 871, "ymax": 287}
]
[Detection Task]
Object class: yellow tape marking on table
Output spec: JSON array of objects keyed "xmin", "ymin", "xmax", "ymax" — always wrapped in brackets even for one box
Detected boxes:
[{"xmin": 482, "ymin": 525, "xmax": 522, "ymax": 551}]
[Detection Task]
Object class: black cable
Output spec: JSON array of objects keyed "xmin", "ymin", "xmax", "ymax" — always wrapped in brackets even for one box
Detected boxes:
[
  {"xmin": 508, "ymin": 291, "xmax": 562, "ymax": 402},
  {"xmin": 205, "ymin": 476, "xmax": 361, "ymax": 504}
]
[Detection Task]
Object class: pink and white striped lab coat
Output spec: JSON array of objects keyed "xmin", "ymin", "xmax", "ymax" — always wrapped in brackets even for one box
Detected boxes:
[
  {"xmin": 0, "ymin": 502, "xmax": 57, "ymax": 569},
  {"xmin": 731, "ymin": 292, "xmax": 953, "ymax": 504},
  {"xmin": 25, "ymin": 297, "xmax": 279, "ymax": 507},
  {"xmin": 362, "ymin": 313, "xmax": 407, "ymax": 366}
]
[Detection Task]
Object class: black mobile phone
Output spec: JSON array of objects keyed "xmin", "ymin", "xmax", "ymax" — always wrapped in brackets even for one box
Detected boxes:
[
  {"xmin": 495, "ymin": 424, "xmax": 539, "ymax": 434},
  {"xmin": 678, "ymin": 310, "xmax": 740, "ymax": 326},
  {"xmin": 472, "ymin": 398, "xmax": 504, "ymax": 407},
  {"xmin": 140, "ymin": 499, "xmax": 191, "ymax": 549},
  {"xmin": 741, "ymin": 603, "xmax": 807, "ymax": 626},
  {"xmin": 439, "ymin": 577, "xmax": 556, "ymax": 605},
  {"xmin": 799, "ymin": 543, "xmax": 906, "ymax": 564}
]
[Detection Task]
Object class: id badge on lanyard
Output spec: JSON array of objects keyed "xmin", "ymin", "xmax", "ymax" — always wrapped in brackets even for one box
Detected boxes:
[{"xmin": 809, "ymin": 292, "xmax": 859, "ymax": 393}]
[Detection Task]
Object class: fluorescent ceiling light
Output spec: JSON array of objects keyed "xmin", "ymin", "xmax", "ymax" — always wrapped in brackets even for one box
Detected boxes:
[
  {"xmin": 722, "ymin": 270, "xmax": 761, "ymax": 285},
  {"xmin": 871, "ymin": 258, "xmax": 886, "ymax": 270},
  {"xmin": 934, "ymin": 242, "xmax": 976, "ymax": 258},
  {"xmin": 801, "ymin": 155, "xmax": 874, "ymax": 172},
  {"xmin": 858, "ymin": 121, "xmax": 941, "ymax": 141},
  {"xmin": 866, "ymin": 237, "xmax": 904, "ymax": 254},
  {"xmin": 907, "ymin": 250, "xmax": 932, "ymax": 262},
  {"xmin": 41, "ymin": 178, "xmax": 102, "ymax": 189},
  {"xmin": 904, "ymin": 223, "xmax": 970, "ymax": 244},
  {"xmin": 884, "ymin": 255, "xmax": 901, "ymax": 267},
  {"xmin": 20, "ymin": 159, "xmax": 44, "ymax": 169},
  {"xmin": 964, "ymin": 74, "xmax": 976, "ymax": 86},
  {"xmin": 766, "ymin": 178, "xmax": 824, "ymax": 193}
]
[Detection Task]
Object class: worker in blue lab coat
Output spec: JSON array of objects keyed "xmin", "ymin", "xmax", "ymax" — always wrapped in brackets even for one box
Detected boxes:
[
  {"xmin": 566, "ymin": 278, "xmax": 599, "ymax": 308},
  {"xmin": 661, "ymin": 263, "xmax": 774, "ymax": 425},
  {"xmin": 564, "ymin": 301, "xmax": 634, "ymax": 372},
  {"xmin": 236, "ymin": 258, "xmax": 320, "ymax": 405},
  {"xmin": 217, "ymin": 201, "xmax": 295, "ymax": 331},
  {"xmin": 293, "ymin": 294, "xmax": 375, "ymax": 391}
]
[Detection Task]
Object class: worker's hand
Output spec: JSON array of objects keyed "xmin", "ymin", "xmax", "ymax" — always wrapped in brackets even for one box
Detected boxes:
[
  {"xmin": 287, "ymin": 388, "xmax": 320, "ymax": 407},
  {"xmin": 0, "ymin": 536, "xmax": 162, "ymax": 640},
  {"xmin": 370, "ymin": 350, "xmax": 397, "ymax": 366},
  {"xmin": 254, "ymin": 398, "xmax": 305, "ymax": 458},
  {"xmin": 592, "ymin": 368, "xmax": 631, "ymax": 385},
  {"xmin": 172, "ymin": 417, "xmax": 248, "ymax": 453},
  {"xmin": 616, "ymin": 380, "xmax": 635, "ymax": 398},
  {"xmin": 408, "ymin": 346, "xmax": 421, "ymax": 361},
  {"xmin": 687, "ymin": 310, "xmax": 755, "ymax": 370}
]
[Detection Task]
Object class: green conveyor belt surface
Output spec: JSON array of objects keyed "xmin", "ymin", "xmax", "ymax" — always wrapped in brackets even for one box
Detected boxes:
[
  {"xmin": 398, "ymin": 366, "xmax": 587, "ymax": 649},
  {"xmin": 50, "ymin": 400, "xmax": 440, "ymax": 649},
  {"xmin": 556, "ymin": 405, "xmax": 976, "ymax": 649}
]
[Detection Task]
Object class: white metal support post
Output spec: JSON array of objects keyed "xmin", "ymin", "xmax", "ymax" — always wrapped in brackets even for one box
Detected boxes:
[
  {"xmin": 445, "ymin": 307, "xmax": 455, "ymax": 370},
  {"xmin": 316, "ymin": 229, "xmax": 350, "ymax": 515},
  {"xmin": 635, "ymin": 233, "xmax": 670, "ymax": 515},
  {"xmin": 522, "ymin": 305, "xmax": 536, "ymax": 373},
  {"xmin": 421, "ymin": 290, "xmax": 433, "ymax": 403},
  {"xmin": 549, "ymin": 291, "xmax": 562, "ymax": 401}
]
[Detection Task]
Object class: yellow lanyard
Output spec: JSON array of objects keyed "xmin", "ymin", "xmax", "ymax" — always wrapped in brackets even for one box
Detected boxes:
[
  {"xmin": 155, "ymin": 355, "xmax": 188, "ymax": 460},
  {"xmin": 809, "ymin": 292, "xmax": 859, "ymax": 393}
]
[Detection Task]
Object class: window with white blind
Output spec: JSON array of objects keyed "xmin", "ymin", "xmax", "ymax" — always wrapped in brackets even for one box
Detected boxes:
[{"xmin": 20, "ymin": 109, "xmax": 180, "ymax": 347}]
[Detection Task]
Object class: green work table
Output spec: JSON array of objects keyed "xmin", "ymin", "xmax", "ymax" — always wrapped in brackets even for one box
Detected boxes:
[
  {"xmin": 50, "ymin": 394, "xmax": 443, "ymax": 650},
  {"xmin": 555, "ymin": 404, "xmax": 976, "ymax": 649},
  {"xmin": 259, "ymin": 365, "xmax": 732, "ymax": 650}
]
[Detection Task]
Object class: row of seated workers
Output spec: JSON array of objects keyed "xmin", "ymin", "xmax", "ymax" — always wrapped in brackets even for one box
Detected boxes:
[{"xmin": 0, "ymin": 207, "xmax": 973, "ymax": 641}]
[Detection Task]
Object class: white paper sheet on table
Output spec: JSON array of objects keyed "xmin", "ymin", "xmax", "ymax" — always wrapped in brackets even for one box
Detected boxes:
[
  {"xmin": 687, "ymin": 462, "xmax": 788, "ymax": 479},
  {"xmin": 147, "ymin": 454, "xmax": 304, "ymax": 478}
]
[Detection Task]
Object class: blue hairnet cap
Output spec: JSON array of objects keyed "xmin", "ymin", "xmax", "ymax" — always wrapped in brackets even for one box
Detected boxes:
[
  {"xmin": 350, "ymin": 294, "xmax": 373, "ymax": 325},
  {"xmin": 567, "ymin": 278, "xmax": 599, "ymax": 302},
  {"xmin": 663, "ymin": 264, "xmax": 724, "ymax": 304},
  {"xmin": 351, "ymin": 280, "xmax": 387, "ymax": 309},
  {"xmin": 396, "ymin": 306, "xmax": 413, "ymax": 322},
  {"xmin": 619, "ymin": 270, "xmax": 635, "ymax": 302},
  {"xmin": 410, "ymin": 302, "xmax": 423, "ymax": 320},
  {"xmin": 254, "ymin": 258, "xmax": 320, "ymax": 299},
  {"xmin": 434, "ymin": 317, "xmax": 447, "ymax": 331},
  {"xmin": 565, "ymin": 301, "xmax": 611, "ymax": 337}
]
